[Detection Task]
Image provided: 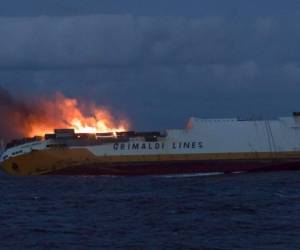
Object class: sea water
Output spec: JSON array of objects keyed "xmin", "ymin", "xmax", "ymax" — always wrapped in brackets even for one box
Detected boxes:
[{"xmin": 0, "ymin": 171, "xmax": 299, "ymax": 249}]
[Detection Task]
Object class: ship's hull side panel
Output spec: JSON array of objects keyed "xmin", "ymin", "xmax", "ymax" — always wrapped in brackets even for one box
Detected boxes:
[
  {"xmin": 2, "ymin": 147, "xmax": 300, "ymax": 176},
  {"xmin": 3, "ymin": 116, "xmax": 300, "ymax": 176}
]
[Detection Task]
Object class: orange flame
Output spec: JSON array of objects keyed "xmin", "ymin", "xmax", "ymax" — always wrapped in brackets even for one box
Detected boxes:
[{"xmin": 26, "ymin": 93, "xmax": 129, "ymax": 137}]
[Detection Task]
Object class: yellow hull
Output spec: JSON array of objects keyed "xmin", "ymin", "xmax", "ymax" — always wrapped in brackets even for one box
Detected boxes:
[{"xmin": 2, "ymin": 147, "xmax": 300, "ymax": 176}]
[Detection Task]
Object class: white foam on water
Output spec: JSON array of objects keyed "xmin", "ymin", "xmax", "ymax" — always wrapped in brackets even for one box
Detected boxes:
[{"xmin": 159, "ymin": 172, "xmax": 225, "ymax": 178}]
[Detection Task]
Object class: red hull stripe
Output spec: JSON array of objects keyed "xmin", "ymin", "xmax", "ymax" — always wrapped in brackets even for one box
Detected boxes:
[{"xmin": 46, "ymin": 159, "xmax": 300, "ymax": 175}]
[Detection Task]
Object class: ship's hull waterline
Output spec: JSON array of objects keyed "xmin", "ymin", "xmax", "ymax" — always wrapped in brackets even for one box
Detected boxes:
[
  {"xmin": 2, "ymin": 148, "xmax": 300, "ymax": 176},
  {"xmin": 3, "ymin": 115, "xmax": 300, "ymax": 176}
]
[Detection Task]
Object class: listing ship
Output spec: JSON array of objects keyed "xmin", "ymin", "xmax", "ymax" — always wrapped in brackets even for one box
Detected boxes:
[{"xmin": 2, "ymin": 113, "xmax": 300, "ymax": 176}]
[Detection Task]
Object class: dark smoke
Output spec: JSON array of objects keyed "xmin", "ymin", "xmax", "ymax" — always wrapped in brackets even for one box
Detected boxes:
[
  {"xmin": 0, "ymin": 87, "xmax": 60, "ymax": 141},
  {"xmin": 0, "ymin": 91, "xmax": 55, "ymax": 143},
  {"xmin": 0, "ymin": 86, "xmax": 39, "ymax": 141}
]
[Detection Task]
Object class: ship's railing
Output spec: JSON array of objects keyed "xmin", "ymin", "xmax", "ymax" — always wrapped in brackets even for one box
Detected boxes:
[
  {"xmin": 5, "ymin": 136, "xmax": 43, "ymax": 150},
  {"xmin": 46, "ymin": 130, "xmax": 166, "ymax": 140},
  {"xmin": 5, "ymin": 130, "xmax": 167, "ymax": 149}
]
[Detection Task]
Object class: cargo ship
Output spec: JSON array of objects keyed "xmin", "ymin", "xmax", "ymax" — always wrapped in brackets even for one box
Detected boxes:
[{"xmin": 2, "ymin": 114, "xmax": 300, "ymax": 176}]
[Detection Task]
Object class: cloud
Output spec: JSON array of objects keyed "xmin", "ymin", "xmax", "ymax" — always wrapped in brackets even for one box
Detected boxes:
[
  {"xmin": 0, "ymin": 14, "xmax": 297, "ymax": 69},
  {"xmin": 1, "ymin": 14, "xmax": 300, "ymax": 132}
]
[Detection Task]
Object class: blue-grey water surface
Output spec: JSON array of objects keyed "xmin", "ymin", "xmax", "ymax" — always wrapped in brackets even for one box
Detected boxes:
[{"xmin": 0, "ymin": 171, "xmax": 300, "ymax": 250}]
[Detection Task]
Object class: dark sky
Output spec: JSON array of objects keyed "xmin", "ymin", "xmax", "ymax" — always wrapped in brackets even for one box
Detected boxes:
[{"xmin": 1, "ymin": 0, "xmax": 300, "ymax": 130}]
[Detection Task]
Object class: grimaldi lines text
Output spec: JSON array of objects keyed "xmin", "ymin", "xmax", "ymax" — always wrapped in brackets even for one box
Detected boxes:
[
  {"xmin": 2, "ymin": 114, "xmax": 300, "ymax": 176},
  {"xmin": 113, "ymin": 141, "xmax": 203, "ymax": 151}
]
